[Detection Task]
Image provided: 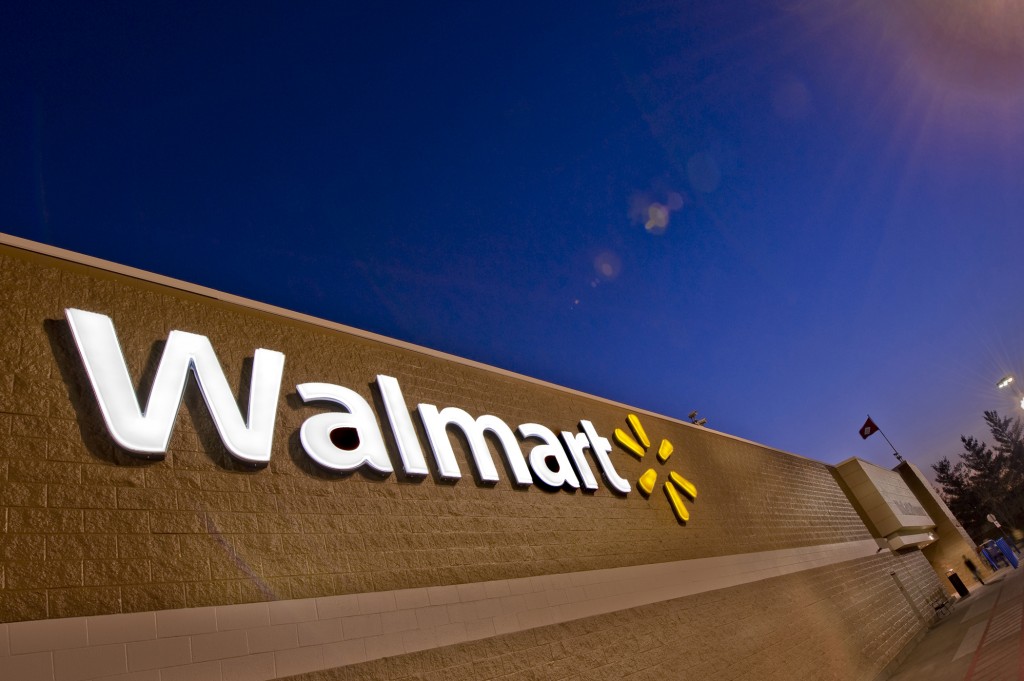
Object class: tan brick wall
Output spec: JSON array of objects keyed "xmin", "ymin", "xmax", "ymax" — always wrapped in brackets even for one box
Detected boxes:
[
  {"xmin": 280, "ymin": 552, "xmax": 940, "ymax": 681},
  {"xmin": 0, "ymin": 240, "xmax": 947, "ymax": 680},
  {"xmin": 897, "ymin": 464, "xmax": 993, "ymax": 592},
  {"xmin": 0, "ymin": 245, "xmax": 876, "ymax": 623},
  {"xmin": 0, "ymin": 539, "xmax": 893, "ymax": 680}
]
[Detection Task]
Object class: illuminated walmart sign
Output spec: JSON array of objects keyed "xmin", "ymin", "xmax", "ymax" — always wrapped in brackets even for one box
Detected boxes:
[{"xmin": 66, "ymin": 308, "xmax": 635, "ymax": 496}]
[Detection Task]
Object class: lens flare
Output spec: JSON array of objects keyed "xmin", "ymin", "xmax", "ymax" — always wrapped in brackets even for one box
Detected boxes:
[{"xmin": 593, "ymin": 251, "xmax": 622, "ymax": 280}]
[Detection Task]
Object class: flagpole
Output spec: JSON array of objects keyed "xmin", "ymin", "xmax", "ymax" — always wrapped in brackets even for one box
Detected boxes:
[{"xmin": 867, "ymin": 414, "xmax": 905, "ymax": 463}]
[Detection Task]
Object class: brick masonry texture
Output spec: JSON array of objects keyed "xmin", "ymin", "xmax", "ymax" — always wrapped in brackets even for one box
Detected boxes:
[
  {"xmin": 0, "ymin": 239, "xmax": 925, "ymax": 665},
  {"xmin": 0, "ymin": 540, "xmax": 905, "ymax": 681},
  {"xmin": 279, "ymin": 552, "xmax": 942, "ymax": 681}
]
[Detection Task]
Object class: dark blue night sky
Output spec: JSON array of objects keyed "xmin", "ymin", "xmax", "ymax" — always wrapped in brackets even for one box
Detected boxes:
[{"xmin": 4, "ymin": 2, "xmax": 1024, "ymax": 477}]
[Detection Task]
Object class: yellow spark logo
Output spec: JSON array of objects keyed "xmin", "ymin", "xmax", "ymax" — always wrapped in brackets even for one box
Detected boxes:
[{"xmin": 614, "ymin": 414, "xmax": 697, "ymax": 524}]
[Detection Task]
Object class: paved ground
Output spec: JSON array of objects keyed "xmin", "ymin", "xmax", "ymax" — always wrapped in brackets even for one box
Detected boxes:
[{"xmin": 889, "ymin": 565, "xmax": 1023, "ymax": 681}]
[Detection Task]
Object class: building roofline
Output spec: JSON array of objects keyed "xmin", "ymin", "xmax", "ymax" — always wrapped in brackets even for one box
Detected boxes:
[{"xmin": 0, "ymin": 230, "xmax": 820, "ymax": 464}]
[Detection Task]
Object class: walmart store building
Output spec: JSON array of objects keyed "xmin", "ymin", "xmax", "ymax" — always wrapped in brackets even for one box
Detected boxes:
[{"xmin": 0, "ymin": 234, "xmax": 986, "ymax": 681}]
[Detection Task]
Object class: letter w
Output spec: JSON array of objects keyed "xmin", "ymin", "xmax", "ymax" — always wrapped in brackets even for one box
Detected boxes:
[{"xmin": 66, "ymin": 308, "xmax": 285, "ymax": 465}]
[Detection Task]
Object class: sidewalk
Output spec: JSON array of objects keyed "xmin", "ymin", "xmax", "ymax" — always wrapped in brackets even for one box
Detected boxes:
[{"xmin": 888, "ymin": 565, "xmax": 1023, "ymax": 681}]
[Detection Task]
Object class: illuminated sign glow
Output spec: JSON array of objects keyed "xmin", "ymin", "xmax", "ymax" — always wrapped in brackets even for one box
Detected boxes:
[
  {"xmin": 67, "ymin": 308, "xmax": 284, "ymax": 465},
  {"xmin": 65, "ymin": 309, "xmax": 658, "ymax": 500},
  {"xmin": 66, "ymin": 308, "xmax": 700, "ymax": 522}
]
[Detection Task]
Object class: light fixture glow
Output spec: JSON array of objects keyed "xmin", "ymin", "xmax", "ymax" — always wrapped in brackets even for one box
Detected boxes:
[{"xmin": 998, "ymin": 375, "xmax": 1015, "ymax": 389}]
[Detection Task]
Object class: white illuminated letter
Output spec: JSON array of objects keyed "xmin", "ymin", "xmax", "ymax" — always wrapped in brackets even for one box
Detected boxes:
[
  {"xmin": 376, "ymin": 375, "xmax": 428, "ymax": 477},
  {"xmin": 65, "ymin": 308, "xmax": 284, "ymax": 465},
  {"xmin": 417, "ymin": 405, "xmax": 532, "ymax": 485},
  {"xmin": 416, "ymin": 405, "xmax": 462, "ymax": 480},
  {"xmin": 560, "ymin": 431, "xmax": 599, "ymax": 491},
  {"xmin": 580, "ymin": 420, "xmax": 630, "ymax": 495},
  {"xmin": 297, "ymin": 383, "xmax": 392, "ymax": 474},
  {"xmin": 519, "ymin": 423, "xmax": 579, "ymax": 489}
]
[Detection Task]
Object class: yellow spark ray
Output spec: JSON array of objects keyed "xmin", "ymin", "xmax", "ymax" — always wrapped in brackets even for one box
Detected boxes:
[
  {"xmin": 669, "ymin": 471, "xmax": 697, "ymax": 500},
  {"xmin": 664, "ymin": 482, "xmax": 690, "ymax": 523},
  {"xmin": 627, "ymin": 413, "xmax": 650, "ymax": 449},
  {"xmin": 613, "ymin": 414, "xmax": 698, "ymax": 525},
  {"xmin": 657, "ymin": 439, "xmax": 673, "ymax": 463},
  {"xmin": 614, "ymin": 428, "xmax": 645, "ymax": 458},
  {"xmin": 638, "ymin": 468, "xmax": 658, "ymax": 496}
]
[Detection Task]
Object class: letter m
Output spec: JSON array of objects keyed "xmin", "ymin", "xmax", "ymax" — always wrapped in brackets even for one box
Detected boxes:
[{"xmin": 66, "ymin": 308, "xmax": 285, "ymax": 465}]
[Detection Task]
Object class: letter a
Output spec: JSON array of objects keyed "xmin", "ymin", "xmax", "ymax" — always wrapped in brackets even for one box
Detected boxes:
[{"xmin": 297, "ymin": 382, "xmax": 392, "ymax": 474}]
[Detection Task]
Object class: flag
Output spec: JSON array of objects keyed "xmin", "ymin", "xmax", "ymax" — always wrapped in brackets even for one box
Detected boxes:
[{"xmin": 859, "ymin": 416, "xmax": 879, "ymax": 440}]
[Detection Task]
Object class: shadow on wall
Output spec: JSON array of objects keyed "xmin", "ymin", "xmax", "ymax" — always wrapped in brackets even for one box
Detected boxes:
[{"xmin": 45, "ymin": 317, "xmax": 156, "ymax": 470}]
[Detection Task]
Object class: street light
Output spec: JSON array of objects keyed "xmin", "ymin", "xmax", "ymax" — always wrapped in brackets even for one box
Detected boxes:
[{"xmin": 995, "ymin": 375, "xmax": 1023, "ymax": 409}]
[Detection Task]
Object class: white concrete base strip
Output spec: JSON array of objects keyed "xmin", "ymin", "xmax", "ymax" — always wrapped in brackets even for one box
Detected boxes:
[{"xmin": 0, "ymin": 539, "xmax": 879, "ymax": 681}]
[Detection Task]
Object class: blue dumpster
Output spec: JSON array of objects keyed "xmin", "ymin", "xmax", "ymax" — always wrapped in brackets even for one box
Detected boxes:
[{"xmin": 995, "ymin": 538, "xmax": 1019, "ymax": 568}]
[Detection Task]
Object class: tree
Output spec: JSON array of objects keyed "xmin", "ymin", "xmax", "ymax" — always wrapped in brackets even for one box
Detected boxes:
[
  {"xmin": 933, "ymin": 453, "xmax": 989, "ymax": 539},
  {"xmin": 982, "ymin": 411, "xmax": 1024, "ymax": 523},
  {"xmin": 932, "ymin": 410, "xmax": 1024, "ymax": 542}
]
